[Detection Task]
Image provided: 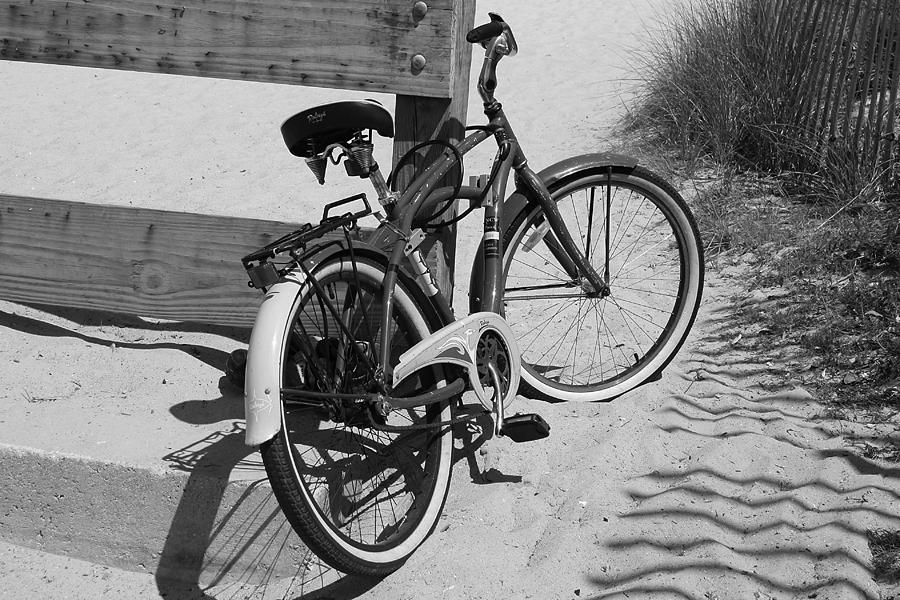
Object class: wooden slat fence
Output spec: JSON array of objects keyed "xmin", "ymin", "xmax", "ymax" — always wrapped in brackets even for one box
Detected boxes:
[
  {"xmin": 0, "ymin": 0, "xmax": 476, "ymax": 326},
  {"xmin": 766, "ymin": 0, "xmax": 900, "ymax": 182}
]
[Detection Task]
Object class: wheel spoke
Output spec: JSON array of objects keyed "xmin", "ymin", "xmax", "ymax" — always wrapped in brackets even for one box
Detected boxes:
[
  {"xmin": 503, "ymin": 171, "xmax": 701, "ymax": 397},
  {"xmin": 262, "ymin": 257, "xmax": 452, "ymax": 573}
]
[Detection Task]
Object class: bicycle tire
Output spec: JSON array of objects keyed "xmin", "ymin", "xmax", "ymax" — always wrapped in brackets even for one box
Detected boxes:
[
  {"xmin": 501, "ymin": 166, "xmax": 704, "ymax": 402},
  {"xmin": 260, "ymin": 252, "xmax": 454, "ymax": 576}
]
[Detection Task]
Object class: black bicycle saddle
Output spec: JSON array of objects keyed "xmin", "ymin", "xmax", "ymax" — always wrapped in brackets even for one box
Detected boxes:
[{"xmin": 281, "ymin": 100, "xmax": 394, "ymax": 158}]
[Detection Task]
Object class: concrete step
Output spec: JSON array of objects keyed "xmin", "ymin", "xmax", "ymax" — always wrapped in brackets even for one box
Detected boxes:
[
  {"xmin": 0, "ymin": 300, "xmax": 329, "ymax": 595},
  {"xmin": 0, "ymin": 440, "xmax": 307, "ymax": 589},
  {"xmin": 0, "ymin": 537, "xmax": 369, "ymax": 600}
]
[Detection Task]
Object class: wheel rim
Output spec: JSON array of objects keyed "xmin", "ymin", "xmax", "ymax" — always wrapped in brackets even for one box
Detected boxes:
[
  {"xmin": 280, "ymin": 260, "xmax": 448, "ymax": 556},
  {"xmin": 503, "ymin": 174, "xmax": 693, "ymax": 393}
]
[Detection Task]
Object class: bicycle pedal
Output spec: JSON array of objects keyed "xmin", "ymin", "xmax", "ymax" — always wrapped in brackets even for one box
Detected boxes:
[{"xmin": 499, "ymin": 413, "xmax": 550, "ymax": 443}]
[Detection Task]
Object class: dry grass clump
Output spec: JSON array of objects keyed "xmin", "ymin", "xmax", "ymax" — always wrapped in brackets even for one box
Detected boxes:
[
  {"xmin": 627, "ymin": 0, "xmax": 899, "ymax": 205},
  {"xmin": 869, "ymin": 529, "xmax": 900, "ymax": 583},
  {"xmin": 627, "ymin": 0, "xmax": 793, "ymax": 170}
]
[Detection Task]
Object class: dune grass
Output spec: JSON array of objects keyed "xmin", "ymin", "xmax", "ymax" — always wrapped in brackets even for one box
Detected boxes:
[
  {"xmin": 628, "ymin": 0, "xmax": 898, "ymax": 191},
  {"xmin": 625, "ymin": 0, "xmax": 900, "ymax": 428},
  {"xmin": 624, "ymin": 1, "xmax": 900, "ymax": 586}
]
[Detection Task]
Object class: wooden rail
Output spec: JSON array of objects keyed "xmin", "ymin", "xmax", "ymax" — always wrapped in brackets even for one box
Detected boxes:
[
  {"xmin": 0, "ymin": 195, "xmax": 317, "ymax": 327},
  {"xmin": 0, "ymin": 0, "xmax": 476, "ymax": 326},
  {"xmin": 0, "ymin": 0, "xmax": 464, "ymax": 97}
]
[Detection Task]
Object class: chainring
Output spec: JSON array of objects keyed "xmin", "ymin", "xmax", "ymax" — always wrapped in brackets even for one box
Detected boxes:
[{"xmin": 475, "ymin": 330, "xmax": 513, "ymax": 411}]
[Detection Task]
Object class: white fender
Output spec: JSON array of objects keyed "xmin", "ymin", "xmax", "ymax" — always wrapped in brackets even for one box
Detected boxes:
[
  {"xmin": 393, "ymin": 312, "xmax": 521, "ymax": 411},
  {"xmin": 243, "ymin": 271, "xmax": 307, "ymax": 447}
]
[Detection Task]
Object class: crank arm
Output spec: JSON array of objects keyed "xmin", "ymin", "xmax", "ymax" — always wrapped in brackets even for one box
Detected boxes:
[{"xmin": 487, "ymin": 362, "xmax": 505, "ymax": 436}]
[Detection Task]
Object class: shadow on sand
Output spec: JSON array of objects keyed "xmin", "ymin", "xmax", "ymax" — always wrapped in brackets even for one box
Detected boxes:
[
  {"xmin": 581, "ymin": 291, "xmax": 898, "ymax": 599},
  {"xmin": 155, "ymin": 381, "xmax": 499, "ymax": 599}
]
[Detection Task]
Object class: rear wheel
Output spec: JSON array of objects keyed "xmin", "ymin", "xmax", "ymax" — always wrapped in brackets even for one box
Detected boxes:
[
  {"xmin": 260, "ymin": 254, "xmax": 453, "ymax": 576},
  {"xmin": 502, "ymin": 166, "xmax": 704, "ymax": 401}
]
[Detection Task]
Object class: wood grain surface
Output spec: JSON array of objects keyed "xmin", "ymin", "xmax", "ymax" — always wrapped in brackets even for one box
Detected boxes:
[
  {"xmin": 0, "ymin": 194, "xmax": 338, "ymax": 327},
  {"xmin": 0, "ymin": 0, "xmax": 463, "ymax": 97}
]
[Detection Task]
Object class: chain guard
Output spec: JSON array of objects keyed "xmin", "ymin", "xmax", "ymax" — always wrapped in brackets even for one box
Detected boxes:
[{"xmin": 393, "ymin": 312, "xmax": 521, "ymax": 412}]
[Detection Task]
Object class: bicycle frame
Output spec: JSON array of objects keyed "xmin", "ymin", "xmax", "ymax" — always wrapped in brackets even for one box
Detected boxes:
[
  {"xmin": 237, "ymin": 12, "xmax": 706, "ymax": 577},
  {"xmin": 371, "ymin": 101, "xmax": 608, "ymax": 390},
  {"xmin": 244, "ymin": 18, "xmax": 619, "ymax": 446}
]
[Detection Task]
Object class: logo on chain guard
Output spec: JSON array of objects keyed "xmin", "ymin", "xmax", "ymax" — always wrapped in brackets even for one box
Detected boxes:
[{"xmin": 393, "ymin": 312, "xmax": 521, "ymax": 410}]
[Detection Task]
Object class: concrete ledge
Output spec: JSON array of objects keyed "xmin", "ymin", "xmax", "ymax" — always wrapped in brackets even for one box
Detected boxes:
[
  {"xmin": 0, "ymin": 300, "xmax": 325, "ymax": 592},
  {"xmin": 0, "ymin": 441, "xmax": 310, "ymax": 589}
]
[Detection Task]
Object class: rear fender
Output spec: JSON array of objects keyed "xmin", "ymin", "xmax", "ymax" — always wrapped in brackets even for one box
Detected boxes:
[
  {"xmin": 243, "ymin": 241, "xmax": 385, "ymax": 447},
  {"xmin": 244, "ymin": 271, "xmax": 306, "ymax": 447},
  {"xmin": 468, "ymin": 153, "xmax": 638, "ymax": 313}
]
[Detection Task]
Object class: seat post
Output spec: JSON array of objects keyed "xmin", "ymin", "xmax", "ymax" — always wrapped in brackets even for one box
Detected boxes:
[{"xmin": 369, "ymin": 166, "xmax": 399, "ymax": 207}]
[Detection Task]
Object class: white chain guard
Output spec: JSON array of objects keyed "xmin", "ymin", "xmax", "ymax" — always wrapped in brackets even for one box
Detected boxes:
[{"xmin": 393, "ymin": 312, "xmax": 520, "ymax": 410}]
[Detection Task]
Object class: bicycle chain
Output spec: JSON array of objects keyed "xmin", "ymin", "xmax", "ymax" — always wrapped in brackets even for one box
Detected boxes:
[{"xmin": 366, "ymin": 406, "xmax": 487, "ymax": 432}]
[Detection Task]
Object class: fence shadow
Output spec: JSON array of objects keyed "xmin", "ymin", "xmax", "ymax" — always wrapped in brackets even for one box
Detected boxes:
[
  {"xmin": 0, "ymin": 303, "xmax": 247, "ymax": 372},
  {"xmin": 7, "ymin": 300, "xmax": 250, "ymax": 339},
  {"xmin": 585, "ymin": 445, "xmax": 894, "ymax": 599},
  {"xmin": 579, "ymin": 288, "xmax": 899, "ymax": 599}
]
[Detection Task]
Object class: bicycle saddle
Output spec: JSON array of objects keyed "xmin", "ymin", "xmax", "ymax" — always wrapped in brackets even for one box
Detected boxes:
[{"xmin": 281, "ymin": 100, "xmax": 394, "ymax": 158}]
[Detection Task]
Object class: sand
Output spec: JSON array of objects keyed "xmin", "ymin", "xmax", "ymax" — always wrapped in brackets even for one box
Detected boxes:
[{"xmin": 1, "ymin": 1, "xmax": 898, "ymax": 598}]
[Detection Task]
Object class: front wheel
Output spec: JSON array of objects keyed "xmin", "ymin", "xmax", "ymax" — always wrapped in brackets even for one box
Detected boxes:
[
  {"xmin": 502, "ymin": 166, "xmax": 704, "ymax": 402},
  {"xmin": 260, "ymin": 253, "xmax": 454, "ymax": 576}
]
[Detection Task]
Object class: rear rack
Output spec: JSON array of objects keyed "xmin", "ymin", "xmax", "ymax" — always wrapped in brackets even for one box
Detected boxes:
[{"xmin": 241, "ymin": 193, "xmax": 371, "ymax": 289}]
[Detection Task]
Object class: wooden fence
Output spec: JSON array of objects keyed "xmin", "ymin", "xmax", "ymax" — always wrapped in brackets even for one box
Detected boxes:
[
  {"xmin": 0, "ymin": 0, "xmax": 476, "ymax": 327},
  {"xmin": 766, "ymin": 0, "xmax": 900, "ymax": 179}
]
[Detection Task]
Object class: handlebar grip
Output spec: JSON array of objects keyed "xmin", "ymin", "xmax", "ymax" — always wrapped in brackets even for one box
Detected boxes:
[{"xmin": 466, "ymin": 21, "xmax": 504, "ymax": 44}]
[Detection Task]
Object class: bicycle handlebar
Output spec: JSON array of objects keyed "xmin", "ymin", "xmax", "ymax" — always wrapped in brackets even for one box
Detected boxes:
[
  {"xmin": 466, "ymin": 20, "xmax": 504, "ymax": 44},
  {"xmin": 468, "ymin": 13, "xmax": 517, "ymax": 103},
  {"xmin": 467, "ymin": 13, "xmax": 517, "ymax": 56}
]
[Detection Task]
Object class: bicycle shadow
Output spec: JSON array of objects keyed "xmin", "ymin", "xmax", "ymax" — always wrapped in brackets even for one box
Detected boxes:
[
  {"xmin": 156, "ymin": 377, "xmax": 385, "ymax": 600},
  {"xmin": 0, "ymin": 291, "xmax": 534, "ymax": 598},
  {"xmin": 453, "ymin": 412, "xmax": 524, "ymax": 484},
  {"xmin": 0, "ymin": 301, "xmax": 512, "ymax": 596},
  {"xmin": 157, "ymin": 380, "xmax": 514, "ymax": 599}
]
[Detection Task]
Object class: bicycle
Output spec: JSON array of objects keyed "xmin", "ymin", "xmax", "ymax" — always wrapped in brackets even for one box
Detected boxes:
[{"xmin": 237, "ymin": 13, "xmax": 704, "ymax": 577}]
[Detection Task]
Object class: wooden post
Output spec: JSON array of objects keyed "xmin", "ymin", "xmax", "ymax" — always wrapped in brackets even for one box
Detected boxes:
[{"xmin": 392, "ymin": 0, "xmax": 476, "ymax": 304}]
